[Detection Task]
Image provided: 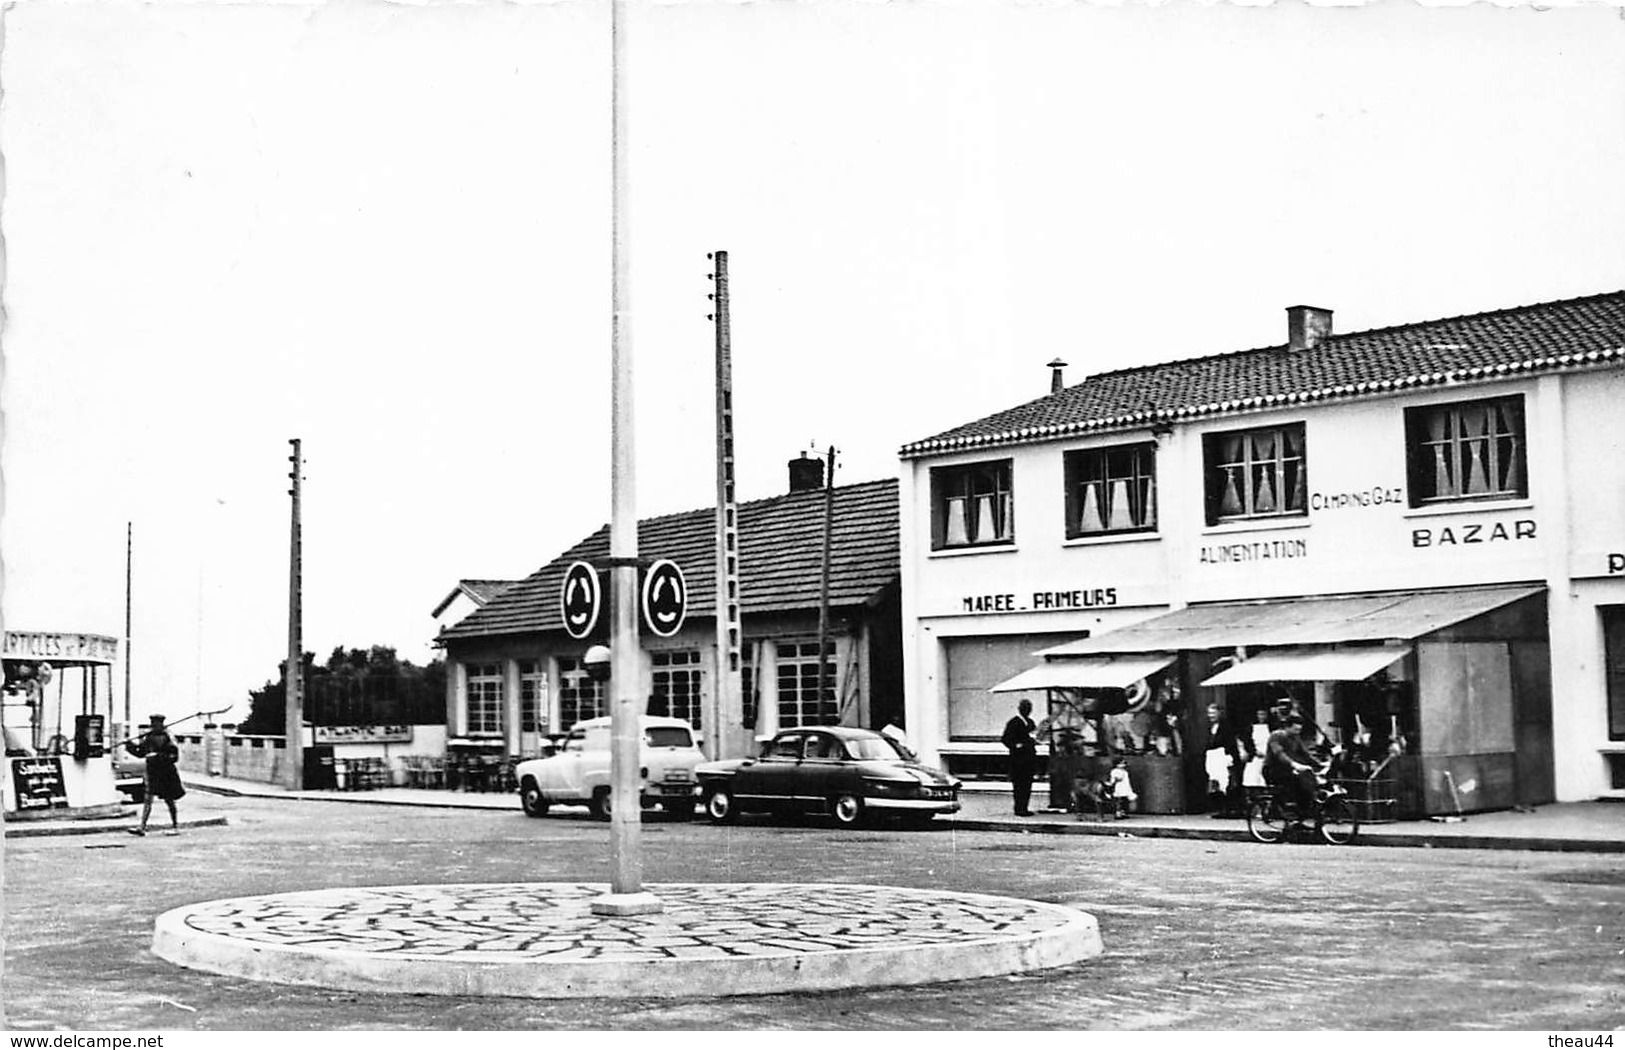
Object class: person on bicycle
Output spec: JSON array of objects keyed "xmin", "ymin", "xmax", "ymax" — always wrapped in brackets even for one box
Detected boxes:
[{"xmin": 1263, "ymin": 713, "xmax": 1321, "ymax": 819}]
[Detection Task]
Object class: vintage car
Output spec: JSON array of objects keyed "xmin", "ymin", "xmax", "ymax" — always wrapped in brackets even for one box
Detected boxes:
[
  {"xmin": 514, "ymin": 715, "xmax": 703, "ymax": 820},
  {"xmin": 696, "ymin": 725, "xmax": 960, "ymax": 828}
]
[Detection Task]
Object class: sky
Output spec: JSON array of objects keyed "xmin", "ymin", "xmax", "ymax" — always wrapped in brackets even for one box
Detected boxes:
[{"xmin": 3, "ymin": 0, "xmax": 1623, "ymax": 726}]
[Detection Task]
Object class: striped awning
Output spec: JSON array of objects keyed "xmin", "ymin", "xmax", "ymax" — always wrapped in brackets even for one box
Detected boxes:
[
  {"xmin": 1037, "ymin": 585, "xmax": 1543, "ymax": 657},
  {"xmin": 1199, "ymin": 645, "xmax": 1411, "ymax": 686},
  {"xmin": 990, "ymin": 653, "xmax": 1176, "ymax": 693}
]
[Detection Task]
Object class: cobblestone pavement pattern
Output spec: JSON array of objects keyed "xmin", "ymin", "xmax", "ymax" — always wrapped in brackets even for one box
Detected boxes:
[{"xmin": 168, "ymin": 882, "xmax": 1081, "ymax": 964}]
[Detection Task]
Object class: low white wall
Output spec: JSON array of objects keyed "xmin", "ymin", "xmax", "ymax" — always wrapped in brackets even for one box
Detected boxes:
[{"xmin": 176, "ymin": 727, "xmax": 448, "ymax": 786}]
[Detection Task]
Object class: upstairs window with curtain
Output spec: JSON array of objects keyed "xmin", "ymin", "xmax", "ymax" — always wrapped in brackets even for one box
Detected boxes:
[
  {"xmin": 1203, "ymin": 424, "xmax": 1308, "ymax": 524},
  {"xmin": 1405, "ymin": 396, "xmax": 1527, "ymax": 506},
  {"xmin": 1065, "ymin": 442, "xmax": 1157, "ymax": 538},
  {"xmin": 931, "ymin": 459, "xmax": 1014, "ymax": 550}
]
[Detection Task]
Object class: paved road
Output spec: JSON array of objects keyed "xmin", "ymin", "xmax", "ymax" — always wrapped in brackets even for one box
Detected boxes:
[{"xmin": 4, "ymin": 792, "xmax": 1622, "ymax": 1030}]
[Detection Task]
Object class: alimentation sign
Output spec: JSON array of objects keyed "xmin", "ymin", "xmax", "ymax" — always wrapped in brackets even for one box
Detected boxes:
[{"xmin": 2, "ymin": 632, "xmax": 120, "ymax": 664}]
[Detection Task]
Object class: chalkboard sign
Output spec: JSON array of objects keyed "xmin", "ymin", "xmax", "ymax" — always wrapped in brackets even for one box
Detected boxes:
[{"xmin": 10, "ymin": 756, "xmax": 67, "ymax": 811}]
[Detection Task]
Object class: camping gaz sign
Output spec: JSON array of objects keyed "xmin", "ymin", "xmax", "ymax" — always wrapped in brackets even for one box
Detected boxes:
[{"xmin": 559, "ymin": 558, "xmax": 688, "ymax": 639}]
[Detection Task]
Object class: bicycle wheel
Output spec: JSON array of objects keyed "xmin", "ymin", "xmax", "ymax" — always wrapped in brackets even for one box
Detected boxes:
[
  {"xmin": 1246, "ymin": 796, "xmax": 1285, "ymax": 844},
  {"xmin": 1316, "ymin": 795, "xmax": 1359, "ymax": 846}
]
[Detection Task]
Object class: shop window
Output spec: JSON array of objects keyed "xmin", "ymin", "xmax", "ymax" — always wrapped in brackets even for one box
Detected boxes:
[
  {"xmin": 464, "ymin": 663, "xmax": 504, "ymax": 736},
  {"xmin": 518, "ymin": 660, "xmax": 548, "ymax": 733},
  {"xmin": 1065, "ymin": 442, "xmax": 1157, "ymax": 537},
  {"xmin": 1603, "ymin": 606, "xmax": 1625, "ymax": 742},
  {"xmin": 651, "ymin": 650, "xmax": 703, "ymax": 730},
  {"xmin": 776, "ymin": 641, "xmax": 837, "ymax": 728},
  {"xmin": 931, "ymin": 459, "xmax": 1014, "ymax": 550},
  {"xmin": 1203, "ymin": 424, "xmax": 1307, "ymax": 524},
  {"xmin": 557, "ymin": 656, "xmax": 605, "ymax": 730},
  {"xmin": 1405, "ymin": 396, "xmax": 1527, "ymax": 506}
]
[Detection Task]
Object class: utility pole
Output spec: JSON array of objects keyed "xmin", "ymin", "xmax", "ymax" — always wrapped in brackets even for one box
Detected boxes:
[
  {"xmin": 816, "ymin": 444, "xmax": 836, "ymax": 723},
  {"xmin": 284, "ymin": 438, "xmax": 304, "ymax": 791},
  {"xmin": 709, "ymin": 250, "xmax": 745, "ymax": 761},
  {"xmin": 592, "ymin": 0, "xmax": 659, "ymax": 917},
  {"xmin": 124, "ymin": 521, "xmax": 132, "ymax": 735}
]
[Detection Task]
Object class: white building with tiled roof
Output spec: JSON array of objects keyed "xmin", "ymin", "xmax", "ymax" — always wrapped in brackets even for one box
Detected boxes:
[
  {"xmin": 430, "ymin": 579, "xmax": 519, "ymax": 635},
  {"xmin": 899, "ymin": 290, "xmax": 1625, "ymax": 815},
  {"xmin": 437, "ymin": 466, "xmax": 902, "ymax": 764}
]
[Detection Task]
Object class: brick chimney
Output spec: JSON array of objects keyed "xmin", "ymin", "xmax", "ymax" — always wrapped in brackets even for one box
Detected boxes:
[
  {"xmin": 1286, "ymin": 305, "xmax": 1333, "ymax": 352},
  {"xmin": 788, "ymin": 452, "xmax": 825, "ymax": 493},
  {"xmin": 1047, "ymin": 358, "xmax": 1068, "ymax": 394}
]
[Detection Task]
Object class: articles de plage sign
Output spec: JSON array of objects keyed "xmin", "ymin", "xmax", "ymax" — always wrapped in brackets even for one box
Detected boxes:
[{"xmin": 2, "ymin": 632, "xmax": 120, "ymax": 664}]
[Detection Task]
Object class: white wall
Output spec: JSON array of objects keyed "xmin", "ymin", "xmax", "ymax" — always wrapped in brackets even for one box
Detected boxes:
[{"xmin": 901, "ymin": 367, "xmax": 1625, "ymax": 799}]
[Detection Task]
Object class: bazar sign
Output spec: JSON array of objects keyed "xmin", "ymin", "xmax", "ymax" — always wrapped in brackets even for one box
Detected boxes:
[
  {"xmin": 2, "ymin": 632, "xmax": 119, "ymax": 664},
  {"xmin": 961, "ymin": 588, "xmax": 1119, "ymax": 614},
  {"xmin": 315, "ymin": 725, "xmax": 413, "ymax": 744},
  {"xmin": 1410, "ymin": 519, "xmax": 1535, "ymax": 548}
]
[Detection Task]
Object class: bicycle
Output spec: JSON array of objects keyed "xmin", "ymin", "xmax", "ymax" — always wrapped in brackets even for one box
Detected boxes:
[{"xmin": 1246, "ymin": 772, "xmax": 1359, "ymax": 846}]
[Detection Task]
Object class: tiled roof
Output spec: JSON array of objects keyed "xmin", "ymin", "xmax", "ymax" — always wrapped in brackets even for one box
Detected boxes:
[
  {"xmin": 439, "ymin": 479, "xmax": 899, "ymax": 641},
  {"xmin": 430, "ymin": 579, "xmax": 518, "ymax": 620},
  {"xmin": 461, "ymin": 580, "xmax": 516, "ymax": 605},
  {"xmin": 900, "ymin": 290, "xmax": 1625, "ymax": 458}
]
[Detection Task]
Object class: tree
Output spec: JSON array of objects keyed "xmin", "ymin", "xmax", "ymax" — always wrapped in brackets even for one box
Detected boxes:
[{"xmin": 236, "ymin": 647, "xmax": 445, "ymax": 736}]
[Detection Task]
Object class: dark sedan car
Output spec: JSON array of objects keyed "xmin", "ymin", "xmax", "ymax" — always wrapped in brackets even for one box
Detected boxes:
[{"xmin": 695, "ymin": 726, "xmax": 961, "ymax": 828}]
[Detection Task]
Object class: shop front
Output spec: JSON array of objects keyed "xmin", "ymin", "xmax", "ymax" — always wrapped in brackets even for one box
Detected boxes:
[
  {"xmin": 1, "ymin": 630, "xmax": 125, "ymax": 818},
  {"xmin": 990, "ymin": 652, "xmax": 1188, "ymax": 813},
  {"xmin": 1001, "ymin": 584, "xmax": 1550, "ymax": 818}
]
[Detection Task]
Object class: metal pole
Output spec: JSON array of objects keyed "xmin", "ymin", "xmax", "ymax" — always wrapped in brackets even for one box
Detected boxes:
[
  {"xmin": 710, "ymin": 250, "xmax": 745, "ymax": 761},
  {"xmin": 124, "ymin": 521, "xmax": 132, "ymax": 735},
  {"xmin": 284, "ymin": 438, "xmax": 304, "ymax": 790},
  {"xmin": 816, "ymin": 445, "xmax": 835, "ymax": 722},
  {"xmin": 594, "ymin": 0, "xmax": 658, "ymax": 916}
]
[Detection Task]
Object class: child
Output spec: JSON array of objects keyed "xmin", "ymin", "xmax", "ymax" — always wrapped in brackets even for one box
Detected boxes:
[{"xmin": 1107, "ymin": 758, "xmax": 1137, "ymax": 819}]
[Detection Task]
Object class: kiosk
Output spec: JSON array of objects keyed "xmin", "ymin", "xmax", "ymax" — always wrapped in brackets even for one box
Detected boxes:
[{"xmin": 1, "ymin": 630, "xmax": 125, "ymax": 818}]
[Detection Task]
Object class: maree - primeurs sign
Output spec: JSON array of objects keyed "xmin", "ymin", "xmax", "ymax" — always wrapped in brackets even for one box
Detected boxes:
[{"xmin": 3, "ymin": 632, "xmax": 119, "ymax": 665}]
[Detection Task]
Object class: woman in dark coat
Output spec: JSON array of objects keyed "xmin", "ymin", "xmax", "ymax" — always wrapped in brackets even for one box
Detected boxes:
[{"xmin": 125, "ymin": 714, "xmax": 185, "ymax": 836}]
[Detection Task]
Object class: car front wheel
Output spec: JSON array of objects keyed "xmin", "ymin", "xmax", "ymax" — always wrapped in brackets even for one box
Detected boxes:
[
  {"xmin": 519, "ymin": 778, "xmax": 549, "ymax": 818},
  {"xmin": 703, "ymin": 785, "xmax": 739, "ymax": 824},
  {"xmin": 830, "ymin": 793, "xmax": 865, "ymax": 827},
  {"xmin": 588, "ymin": 787, "xmax": 612, "ymax": 821}
]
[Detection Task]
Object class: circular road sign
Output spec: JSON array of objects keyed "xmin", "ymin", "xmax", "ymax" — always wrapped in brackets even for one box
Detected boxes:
[
  {"xmin": 641, "ymin": 559, "xmax": 687, "ymax": 638},
  {"xmin": 560, "ymin": 561, "xmax": 602, "ymax": 640}
]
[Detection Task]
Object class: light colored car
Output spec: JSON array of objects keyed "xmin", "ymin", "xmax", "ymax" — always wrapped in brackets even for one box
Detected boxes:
[{"xmin": 514, "ymin": 715, "xmax": 703, "ymax": 820}]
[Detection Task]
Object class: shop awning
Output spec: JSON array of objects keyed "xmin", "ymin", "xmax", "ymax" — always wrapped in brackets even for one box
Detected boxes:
[
  {"xmin": 1199, "ymin": 645, "xmax": 1412, "ymax": 686},
  {"xmin": 1036, "ymin": 584, "xmax": 1544, "ymax": 657},
  {"xmin": 989, "ymin": 653, "xmax": 1177, "ymax": 693}
]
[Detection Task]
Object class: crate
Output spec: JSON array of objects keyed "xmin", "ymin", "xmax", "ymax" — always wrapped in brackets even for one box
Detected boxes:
[{"xmin": 1333, "ymin": 776, "xmax": 1397, "ymax": 824}]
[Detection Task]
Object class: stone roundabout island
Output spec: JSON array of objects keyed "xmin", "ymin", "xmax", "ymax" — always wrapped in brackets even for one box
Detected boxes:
[{"xmin": 153, "ymin": 881, "xmax": 1104, "ymax": 999}]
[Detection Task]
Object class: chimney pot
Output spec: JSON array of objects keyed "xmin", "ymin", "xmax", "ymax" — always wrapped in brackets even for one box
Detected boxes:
[
  {"xmin": 1047, "ymin": 357, "xmax": 1068, "ymax": 394},
  {"xmin": 1286, "ymin": 305, "xmax": 1333, "ymax": 352}
]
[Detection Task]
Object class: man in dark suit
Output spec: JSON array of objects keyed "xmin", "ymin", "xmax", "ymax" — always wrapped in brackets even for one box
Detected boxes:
[{"xmin": 1002, "ymin": 698, "xmax": 1039, "ymax": 816}]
